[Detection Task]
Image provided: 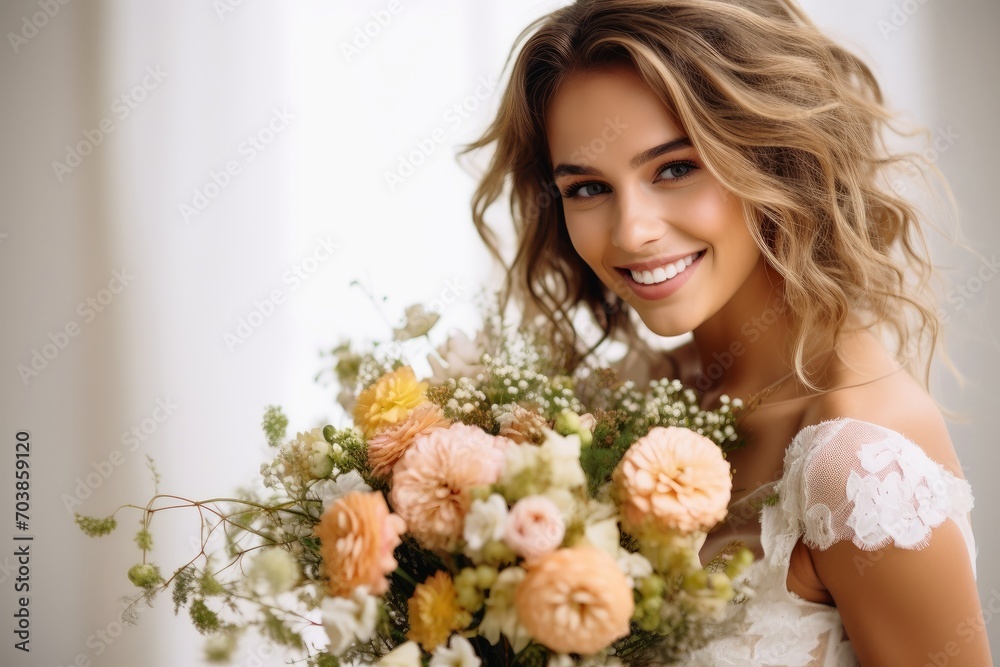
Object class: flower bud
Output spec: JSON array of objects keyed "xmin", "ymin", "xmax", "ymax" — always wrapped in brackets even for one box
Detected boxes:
[
  {"xmin": 554, "ymin": 410, "xmax": 581, "ymax": 436},
  {"xmin": 127, "ymin": 563, "xmax": 163, "ymax": 589}
]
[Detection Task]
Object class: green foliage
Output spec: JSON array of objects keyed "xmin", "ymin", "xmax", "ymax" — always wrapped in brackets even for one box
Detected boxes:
[
  {"xmin": 75, "ymin": 513, "xmax": 118, "ymax": 537},
  {"xmin": 308, "ymin": 653, "xmax": 342, "ymax": 667},
  {"xmin": 172, "ymin": 565, "xmax": 196, "ymax": 614},
  {"xmin": 262, "ymin": 405, "xmax": 289, "ymax": 447},
  {"xmin": 199, "ymin": 569, "xmax": 225, "ymax": 597},
  {"xmin": 134, "ymin": 528, "xmax": 153, "ymax": 551},
  {"xmin": 189, "ymin": 598, "xmax": 222, "ymax": 634},
  {"xmin": 260, "ymin": 609, "xmax": 304, "ymax": 649}
]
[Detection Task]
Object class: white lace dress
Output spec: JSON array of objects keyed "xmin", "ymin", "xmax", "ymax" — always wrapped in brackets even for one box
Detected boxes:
[{"xmin": 687, "ymin": 417, "xmax": 977, "ymax": 666}]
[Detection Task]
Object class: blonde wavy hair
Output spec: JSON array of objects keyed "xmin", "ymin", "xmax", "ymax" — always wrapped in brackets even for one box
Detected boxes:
[{"xmin": 460, "ymin": 0, "xmax": 949, "ymax": 391}]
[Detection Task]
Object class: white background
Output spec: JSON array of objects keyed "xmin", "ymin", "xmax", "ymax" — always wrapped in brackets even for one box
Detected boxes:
[{"xmin": 0, "ymin": 1, "xmax": 997, "ymax": 665}]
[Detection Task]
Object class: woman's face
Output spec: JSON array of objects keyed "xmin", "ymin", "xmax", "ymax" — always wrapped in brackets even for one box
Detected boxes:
[{"xmin": 546, "ymin": 65, "xmax": 765, "ymax": 337}]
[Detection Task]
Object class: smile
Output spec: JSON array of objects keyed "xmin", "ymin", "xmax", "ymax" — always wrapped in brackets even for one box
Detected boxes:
[{"xmin": 625, "ymin": 251, "xmax": 704, "ymax": 285}]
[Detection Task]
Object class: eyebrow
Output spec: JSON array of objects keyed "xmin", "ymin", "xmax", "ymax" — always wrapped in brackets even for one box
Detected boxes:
[{"xmin": 551, "ymin": 136, "xmax": 692, "ymax": 179}]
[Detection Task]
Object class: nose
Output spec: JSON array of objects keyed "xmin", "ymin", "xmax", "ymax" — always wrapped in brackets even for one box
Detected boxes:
[{"xmin": 611, "ymin": 186, "xmax": 667, "ymax": 253}]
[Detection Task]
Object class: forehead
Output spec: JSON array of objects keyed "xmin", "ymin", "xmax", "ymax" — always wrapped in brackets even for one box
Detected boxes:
[{"xmin": 544, "ymin": 65, "xmax": 684, "ymax": 166}]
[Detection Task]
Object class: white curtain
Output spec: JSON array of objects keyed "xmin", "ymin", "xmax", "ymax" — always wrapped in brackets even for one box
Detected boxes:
[{"xmin": 1, "ymin": 1, "xmax": 996, "ymax": 665}]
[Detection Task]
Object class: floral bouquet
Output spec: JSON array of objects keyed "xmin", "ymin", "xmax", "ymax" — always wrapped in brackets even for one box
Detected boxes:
[{"xmin": 77, "ymin": 303, "xmax": 753, "ymax": 666}]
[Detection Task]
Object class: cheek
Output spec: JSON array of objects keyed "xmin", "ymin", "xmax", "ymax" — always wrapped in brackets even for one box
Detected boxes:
[{"xmin": 564, "ymin": 218, "xmax": 607, "ymax": 271}]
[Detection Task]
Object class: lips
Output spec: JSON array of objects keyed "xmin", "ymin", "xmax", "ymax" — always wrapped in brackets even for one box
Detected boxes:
[
  {"xmin": 615, "ymin": 250, "xmax": 706, "ymax": 300},
  {"xmin": 625, "ymin": 251, "xmax": 702, "ymax": 285}
]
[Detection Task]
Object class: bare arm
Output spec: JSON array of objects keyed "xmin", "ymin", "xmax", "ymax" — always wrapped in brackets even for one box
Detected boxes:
[{"xmin": 811, "ymin": 519, "xmax": 992, "ymax": 666}]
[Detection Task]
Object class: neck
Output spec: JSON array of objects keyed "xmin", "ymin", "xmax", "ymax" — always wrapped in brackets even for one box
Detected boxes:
[{"xmin": 690, "ymin": 259, "xmax": 805, "ymax": 397}]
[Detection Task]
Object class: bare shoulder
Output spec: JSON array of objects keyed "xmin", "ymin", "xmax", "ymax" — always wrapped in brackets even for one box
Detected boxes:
[{"xmin": 798, "ymin": 330, "xmax": 962, "ymax": 477}]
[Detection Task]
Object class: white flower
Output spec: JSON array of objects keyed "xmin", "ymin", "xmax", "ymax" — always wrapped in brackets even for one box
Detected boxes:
[
  {"xmin": 479, "ymin": 567, "xmax": 531, "ymax": 652},
  {"xmin": 617, "ymin": 549, "xmax": 654, "ymax": 582},
  {"xmin": 429, "ymin": 634, "xmax": 481, "ymax": 667},
  {"xmin": 321, "ymin": 588, "xmax": 379, "ymax": 656},
  {"xmin": 541, "ymin": 487, "xmax": 578, "ymax": 517},
  {"xmin": 248, "ymin": 548, "xmax": 299, "ymax": 596},
  {"xmin": 428, "ymin": 330, "xmax": 487, "ymax": 383},
  {"xmin": 463, "ymin": 493, "xmax": 509, "ymax": 559},
  {"xmin": 539, "ymin": 430, "xmax": 586, "ymax": 489},
  {"xmin": 378, "ymin": 641, "xmax": 423, "ymax": 667},
  {"xmin": 581, "ymin": 516, "xmax": 620, "ymax": 558},
  {"xmin": 501, "ymin": 443, "xmax": 540, "ymax": 484},
  {"xmin": 312, "ymin": 470, "xmax": 373, "ymax": 512},
  {"xmin": 289, "ymin": 428, "xmax": 336, "ymax": 479}
]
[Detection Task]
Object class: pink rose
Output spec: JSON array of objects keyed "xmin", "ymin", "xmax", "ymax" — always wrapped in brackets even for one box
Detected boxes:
[{"xmin": 503, "ymin": 495, "xmax": 565, "ymax": 561}]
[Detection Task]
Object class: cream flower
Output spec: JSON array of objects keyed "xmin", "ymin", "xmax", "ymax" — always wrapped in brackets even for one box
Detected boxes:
[
  {"xmin": 514, "ymin": 546, "xmax": 634, "ymax": 655},
  {"xmin": 463, "ymin": 493, "xmax": 509, "ymax": 560},
  {"xmin": 429, "ymin": 634, "xmax": 481, "ymax": 667},
  {"xmin": 247, "ymin": 547, "xmax": 300, "ymax": 596},
  {"xmin": 500, "ymin": 431, "xmax": 585, "ymax": 502},
  {"xmin": 378, "ymin": 641, "xmax": 422, "ymax": 667},
  {"xmin": 316, "ymin": 491, "xmax": 406, "ymax": 597},
  {"xmin": 428, "ymin": 330, "xmax": 487, "ymax": 383},
  {"xmin": 312, "ymin": 470, "xmax": 373, "ymax": 513},
  {"xmin": 479, "ymin": 566, "xmax": 531, "ymax": 652},
  {"xmin": 390, "ymin": 423, "xmax": 507, "ymax": 551},
  {"xmin": 614, "ymin": 426, "xmax": 731, "ymax": 535},
  {"xmin": 539, "ymin": 430, "xmax": 587, "ymax": 490},
  {"xmin": 321, "ymin": 587, "xmax": 379, "ymax": 656},
  {"xmin": 353, "ymin": 366, "xmax": 429, "ymax": 440},
  {"xmin": 578, "ymin": 413, "xmax": 597, "ymax": 433},
  {"xmin": 278, "ymin": 428, "xmax": 335, "ymax": 484},
  {"xmin": 393, "ymin": 303, "xmax": 440, "ymax": 341},
  {"xmin": 503, "ymin": 496, "xmax": 565, "ymax": 561},
  {"xmin": 496, "ymin": 404, "xmax": 549, "ymax": 445},
  {"xmin": 368, "ymin": 403, "xmax": 450, "ymax": 480}
]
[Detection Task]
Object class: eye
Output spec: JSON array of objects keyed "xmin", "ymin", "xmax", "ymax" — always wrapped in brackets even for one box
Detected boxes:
[
  {"xmin": 560, "ymin": 182, "xmax": 610, "ymax": 200},
  {"xmin": 657, "ymin": 161, "xmax": 698, "ymax": 181}
]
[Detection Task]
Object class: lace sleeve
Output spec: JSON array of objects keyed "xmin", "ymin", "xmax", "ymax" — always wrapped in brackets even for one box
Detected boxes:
[{"xmin": 780, "ymin": 418, "xmax": 975, "ymax": 555}]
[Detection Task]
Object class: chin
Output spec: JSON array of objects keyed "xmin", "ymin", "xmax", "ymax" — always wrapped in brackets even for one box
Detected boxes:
[{"xmin": 632, "ymin": 308, "xmax": 701, "ymax": 338}]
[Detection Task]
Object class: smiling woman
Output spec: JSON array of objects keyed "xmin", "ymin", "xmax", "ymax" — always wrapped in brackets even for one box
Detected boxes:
[
  {"xmin": 460, "ymin": 0, "xmax": 994, "ymax": 665},
  {"xmin": 547, "ymin": 64, "xmax": 763, "ymax": 338}
]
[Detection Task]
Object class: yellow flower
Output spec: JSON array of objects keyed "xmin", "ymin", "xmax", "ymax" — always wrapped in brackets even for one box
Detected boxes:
[
  {"xmin": 353, "ymin": 366, "xmax": 429, "ymax": 440},
  {"xmin": 407, "ymin": 571, "xmax": 471, "ymax": 651}
]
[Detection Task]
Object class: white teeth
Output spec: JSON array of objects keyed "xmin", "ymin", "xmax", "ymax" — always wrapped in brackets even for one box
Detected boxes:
[{"xmin": 628, "ymin": 251, "xmax": 701, "ymax": 285}]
